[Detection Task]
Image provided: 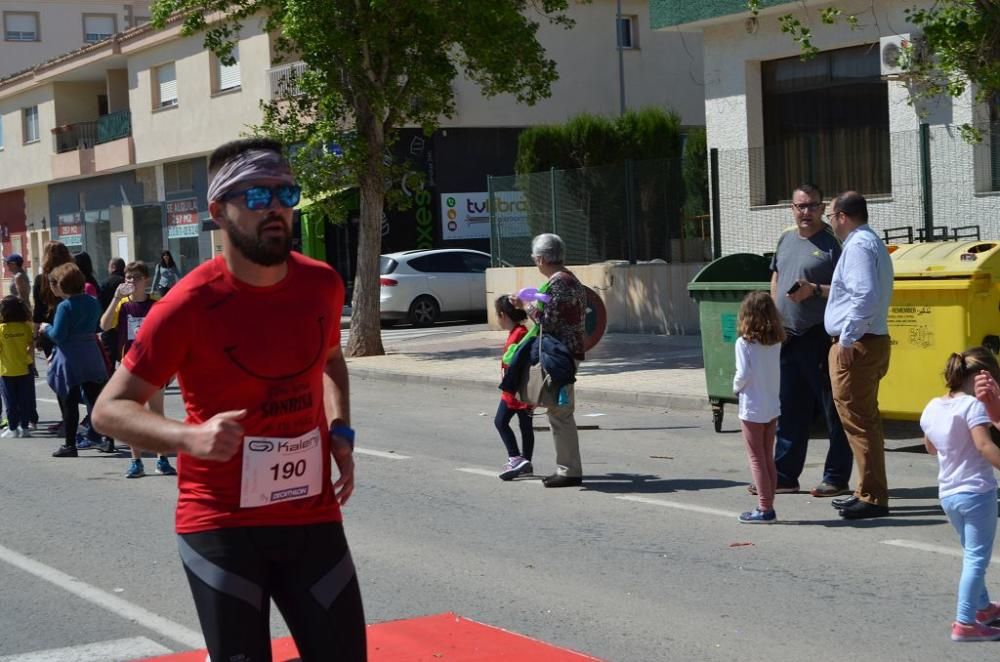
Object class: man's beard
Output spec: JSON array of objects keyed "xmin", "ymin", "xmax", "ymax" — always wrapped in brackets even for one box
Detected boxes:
[{"xmin": 226, "ymin": 216, "xmax": 292, "ymax": 266}]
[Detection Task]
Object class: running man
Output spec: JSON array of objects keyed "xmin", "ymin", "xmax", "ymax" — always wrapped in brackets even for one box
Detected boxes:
[{"xmin": 92, "ymin": 138, "xmax": 366, "ymax": 661}]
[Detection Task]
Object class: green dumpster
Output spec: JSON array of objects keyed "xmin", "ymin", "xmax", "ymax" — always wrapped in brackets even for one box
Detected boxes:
[{"xmin": 687, "ymin": 254, "xmax": 773, "ymax": 432}]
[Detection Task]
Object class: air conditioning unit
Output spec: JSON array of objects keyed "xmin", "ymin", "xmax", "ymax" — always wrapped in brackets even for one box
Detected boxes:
[{"xmin": 880, "ymin": 33, "xmax": 924, "ymax": 79}]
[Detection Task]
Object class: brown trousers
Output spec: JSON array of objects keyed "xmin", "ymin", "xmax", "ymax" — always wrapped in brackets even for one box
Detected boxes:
[{"xmin": 829, "ymin": 335, "xmax": 892, "ymax": 506}]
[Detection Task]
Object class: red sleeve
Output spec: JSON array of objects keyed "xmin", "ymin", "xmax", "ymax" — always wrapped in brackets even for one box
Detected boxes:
[
  {"xmin": 122, "ymin": 297, "xmax": 192, "ymax": 387},
  {"xmin": 509, "ymin": 325, "xmax": 528, "ymax": 347},
  {"xmin": 326, "ymin": 270, "xmax": 346, "ymax": 349}
]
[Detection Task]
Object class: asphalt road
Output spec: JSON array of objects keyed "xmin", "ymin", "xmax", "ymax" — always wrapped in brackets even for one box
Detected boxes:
[{"xmin": 0, "ymin": 370, "xmax": 997, "ymax": 661}]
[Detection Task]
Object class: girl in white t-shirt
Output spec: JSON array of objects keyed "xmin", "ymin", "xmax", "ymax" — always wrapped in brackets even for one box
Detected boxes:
[
  {"xmin": 920, "ymin": 347, "xmax": 1000, "ymax": 642},
  {"xmin": 733, "ymin": 291, "xmax": 784, "ymax": 524}
]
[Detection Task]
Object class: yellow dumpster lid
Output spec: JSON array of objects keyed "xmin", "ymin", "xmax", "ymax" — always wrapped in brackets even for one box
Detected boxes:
[{"xmin": 889, "ymin": 241, "xmax": 1000, "ymax": 278}]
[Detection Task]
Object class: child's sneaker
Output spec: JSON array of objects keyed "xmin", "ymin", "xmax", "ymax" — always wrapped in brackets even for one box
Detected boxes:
[
  {"xmin": 977, "ymin": 602, "xmax": 1000, "ymax": 625},
  {"xmin": 75, "ymin": 433, "xmax": 95, "ymax": 450},
  {"xmin": 499, "ymin": 456, "xmax": 530, "ymax": 481},
  {"xmin": 17, "ymin": 427, "xmax": 29, "ymax": 438},
  {"xmin": 0, "ymin": 428, "xmax": 16, "ymax": 438},
  {"xmin": 155, "ymin": 457, "xmax": 177, "ymax": 476},
  {"xmin": 951, "ymin": 621, "xmax": 1000, "ymax": 641},
  {"xmin": 125, "ymin": 459, "xmax": 145, "ymax": 479},
  {"xmin": 738, "ymin": 508, "xmax": 777, "ymax": 524}
]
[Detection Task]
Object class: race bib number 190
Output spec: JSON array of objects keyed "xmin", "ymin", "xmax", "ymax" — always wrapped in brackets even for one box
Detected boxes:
[{"xmin": 239, "ymin": 428, "xmax": 323, "ymax": 508}]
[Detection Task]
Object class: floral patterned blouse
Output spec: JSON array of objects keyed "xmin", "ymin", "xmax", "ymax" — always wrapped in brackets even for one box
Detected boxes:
[{"xmin": 532, "ymin": 270, "xmax": 587, "ymax": 360}]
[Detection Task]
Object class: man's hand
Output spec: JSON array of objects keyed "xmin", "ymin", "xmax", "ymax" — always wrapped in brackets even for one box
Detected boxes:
[
  {"xmin": 786, "ymin": 279, "xmax": 815, "ymax": 304},
  {"xmin": 331, "ymin": 435, "xmax": 355, "ymax": 505},
  {"xmin": 837, "ymin": 343, "xmax": 855, "ymax": 370},
  {"xmin": 184, "ymin": 409, "xmax": 246, "ymax": 461},
  {"xmin": 975, "ymin": 371, "xmax": 1000, "ymax": 422}
]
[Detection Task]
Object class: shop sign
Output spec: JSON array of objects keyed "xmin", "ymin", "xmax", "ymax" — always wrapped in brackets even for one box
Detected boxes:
[
  {"xmin": 56, "ymin": 213, "xmax": 83, "ymax": 247},
  {"xmin": 166, "ymin": 198, "xmax": 200, "ymax": 239},
  {"xmin": 440, "ymin": 192, "xmax": 529, "ymax": 241}
]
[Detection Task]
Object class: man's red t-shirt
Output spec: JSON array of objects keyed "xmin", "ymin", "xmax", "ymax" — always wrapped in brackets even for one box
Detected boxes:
[{"xmin": 123, "ymin": 253, "xmax": 345, "ymax": 534}]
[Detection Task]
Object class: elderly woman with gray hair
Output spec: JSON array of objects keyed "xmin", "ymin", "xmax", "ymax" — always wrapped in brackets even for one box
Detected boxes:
[{"xmin": 528, "ymin": 233, "xmax": 588, "ymax": 487}]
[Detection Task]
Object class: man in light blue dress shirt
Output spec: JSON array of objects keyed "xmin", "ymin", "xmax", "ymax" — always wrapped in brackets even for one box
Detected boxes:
[{"xmin": 823, "ymin": 191, "xmax": 894, "ymax": 520}]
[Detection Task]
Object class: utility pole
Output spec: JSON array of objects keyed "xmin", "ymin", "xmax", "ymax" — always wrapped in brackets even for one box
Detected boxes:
[{"xmin": 616, "ymin": 0, "xmax": 626, "ymax": 116}]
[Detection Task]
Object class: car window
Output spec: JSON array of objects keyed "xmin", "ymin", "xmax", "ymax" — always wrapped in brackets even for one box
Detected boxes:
[
  {"xmin": 461, "ymin": 253, "xmax": 491, "ymax": 273},
  {"xmin": 407, "ymin": 254, "xmax": 444, "ymax": 273},
  {"xmin": 379, "ymin": 256, "xmax": 398, "ymax": 275}
]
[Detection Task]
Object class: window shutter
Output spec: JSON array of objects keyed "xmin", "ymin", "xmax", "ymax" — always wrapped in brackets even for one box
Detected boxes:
[
  {"xmin": 217, "ymin": 46, "xmax": 240, "ymax": 91},
  {"xmin": 6, "ymin": 13, "xmax": 37, "ymax": 38},
  {"xmin": 84, "ymin": 15, "xmax": 115, "ymax": 41},
  {"xmin": 157, "ymin": 63, "xmax": 178, "ymax": 106}
]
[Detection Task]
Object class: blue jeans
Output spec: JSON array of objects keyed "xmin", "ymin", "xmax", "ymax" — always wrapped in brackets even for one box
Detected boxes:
[
  {"xmin": 1, "ymin": 375, "xmax": 34, "ymax": 430},
  {"xmin": 495, "ymin": 400, "xmax": 534, "ymax": 460},
  {"xmin": 941, "ymin": 490, "xmax": 998, "ymax": 624},
  {"xmin": 774, "ymin": 325, "xmax": 852, "ymax": 486}
]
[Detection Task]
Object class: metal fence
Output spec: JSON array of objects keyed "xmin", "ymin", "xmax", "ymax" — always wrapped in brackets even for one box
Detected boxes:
[
  {"xmin": 488, "ymin": 156, "xmax": 712, "ymax": 267},
  {"xmin": 710, "ymin": 122, "xmax": 1000, "ymax": 256}
]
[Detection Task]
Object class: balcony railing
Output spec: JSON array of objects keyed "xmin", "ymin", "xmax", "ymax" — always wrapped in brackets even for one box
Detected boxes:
[
  {"xmin": 53, "ymin": 110, "xmax": 132, "ymax": 154},
  {"xmin": 266, "ymin": 61, "xmax": 307, "ymax": 100}
]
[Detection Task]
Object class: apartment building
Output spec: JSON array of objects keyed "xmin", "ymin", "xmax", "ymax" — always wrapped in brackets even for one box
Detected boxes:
[{"xmin": 0, "ymin": 1, "xmax": 704, "ymax": 283}]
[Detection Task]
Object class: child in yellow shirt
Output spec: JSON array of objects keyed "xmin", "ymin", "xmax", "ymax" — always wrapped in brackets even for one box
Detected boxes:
[{"xmin": 0, "ymin": 296, "xmax": 36, "ymax": 438}]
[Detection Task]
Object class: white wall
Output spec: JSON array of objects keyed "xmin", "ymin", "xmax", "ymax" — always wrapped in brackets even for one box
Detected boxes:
[
  {"xmin": 449, "ymin": 0, "xmax": 705, "ymax": 127},
  {"xmin": 0, "ymin": 1, "xmax": 150, "ymax": 79},
  {"xmin": 0, "ymin": 84, "xmax": 55, "ymax": 189},
  {"xmin": 699, "ymin": 0, "xmax": 1000, "ymax": 254}
]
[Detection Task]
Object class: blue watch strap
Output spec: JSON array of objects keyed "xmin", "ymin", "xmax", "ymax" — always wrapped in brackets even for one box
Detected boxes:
[{"xmin": 330, "ymin": 424, "xmax": 355, "ymax": 449}]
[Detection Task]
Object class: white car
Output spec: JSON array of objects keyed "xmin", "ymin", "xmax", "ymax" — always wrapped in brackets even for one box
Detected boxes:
[{"xmin": 379, "ymin": 249, "xmax": 493, "ymax": 326}]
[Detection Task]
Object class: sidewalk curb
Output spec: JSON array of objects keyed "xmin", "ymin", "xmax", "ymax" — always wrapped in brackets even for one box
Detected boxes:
[{"xmin": 350, "ymin": 366, "xmax": 708, "ymax": 412}]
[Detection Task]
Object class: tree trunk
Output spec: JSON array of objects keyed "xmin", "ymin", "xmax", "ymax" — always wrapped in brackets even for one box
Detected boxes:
[{"xmin": 346, "ymin": 121, "xmax": 386, "ymax": 358}]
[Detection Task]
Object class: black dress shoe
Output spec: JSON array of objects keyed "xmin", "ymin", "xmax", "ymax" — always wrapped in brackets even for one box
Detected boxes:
[
  {"xmin": 832, "ymin": 495, "xmax": 859, "ymax": 510},
  {"xmin": 839, "ymin": 500, "xmax": 889, "ymax": 520},
  {"xmin": 542, "ymin": 474, "xmax": 583, "ymax": 488},
  {"xmin": 52, "ymin": 445, "xmax": 78, "ymax": 458},
  {"xmin": 98, "ymin": 438, "xmax": 116, "ymax": 453}
]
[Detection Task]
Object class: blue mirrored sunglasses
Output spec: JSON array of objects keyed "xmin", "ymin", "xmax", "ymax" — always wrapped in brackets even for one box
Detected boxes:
[{"xmin": 222, "ymin": 184, "xmax": 301, "ymax": 210}]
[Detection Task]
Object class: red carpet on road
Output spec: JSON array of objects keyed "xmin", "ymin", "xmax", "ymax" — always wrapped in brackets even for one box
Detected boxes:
[{"xmin": 144, "ymin": 612, "xmax": 603, "ymax": 661}]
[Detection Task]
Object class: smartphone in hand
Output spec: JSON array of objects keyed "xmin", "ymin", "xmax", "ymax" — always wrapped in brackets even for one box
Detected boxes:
[{"xmin": 786, "ymin": 282, "xmax": 802, "ymax": 295}]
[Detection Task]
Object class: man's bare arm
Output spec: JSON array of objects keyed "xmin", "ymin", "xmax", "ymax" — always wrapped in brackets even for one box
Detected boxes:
[
  {"xmin": 92, "ymin": 366, "xmax": 245, "ymax": 461},
  {"xmin": 324, "ymin": 345, "xmax": 354, "ymax": 505}
]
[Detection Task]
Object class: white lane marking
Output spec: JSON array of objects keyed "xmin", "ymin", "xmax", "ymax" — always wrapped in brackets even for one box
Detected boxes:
[
  {"xmin": 355, "ymin": 448, "xmax": 411, "ymax": 460},
  {"xmin": 0, "ymin": 543, "xmax": 204, "ymax": 650},
  {"xmin": 37, "ymin": 398, "xmax": 59, "ymax": 405},
  {"xmin": 616, "ymin": 495, "xmax": 741, "ymax": 518},
  {"xmin": 880, "ymin": 539, "xmax": 984, "ymax": 562},
  {"xmin": 0, "ymin": 637, "xmax": 171, "ymax": 662}
]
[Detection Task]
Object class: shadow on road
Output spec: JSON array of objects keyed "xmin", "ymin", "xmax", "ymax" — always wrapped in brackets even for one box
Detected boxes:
[{"xmin": 580, "ymin": 473, "xmax": 745, "ymax": 494}]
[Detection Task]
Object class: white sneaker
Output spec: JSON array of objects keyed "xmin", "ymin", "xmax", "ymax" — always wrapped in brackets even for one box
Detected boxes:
[
  {"xmin": 17, "ymin": 427, "xmax": 30, "ymax": 438},
  {"xmin": 0, "ymin": 429, "xmax": 16, "ymax": 438}
]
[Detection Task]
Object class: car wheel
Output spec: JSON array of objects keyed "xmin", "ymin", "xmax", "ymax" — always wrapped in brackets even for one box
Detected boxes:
[{"xmin": 408, "ymin": 296, "xmax": 440, "ymax": 327}]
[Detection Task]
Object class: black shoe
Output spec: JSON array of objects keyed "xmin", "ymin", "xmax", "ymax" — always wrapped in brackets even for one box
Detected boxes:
[
  {"xmin": 97, "ymin": 438, "xmax": 116, "ymax": 453},
  {"xmin": 542, "ymin": 474, "xmax": 583, "ymax": 488},
  {"xmin": 839, "ymin": 500, "xmax": 889, "ymax": 520},
  {"xmin": 52, "ymin": 445, "xmax": 78, "ymax": 458},
  {"xmin": 832, "ymin": 495, "xmax": 859, "ymax": 510}
]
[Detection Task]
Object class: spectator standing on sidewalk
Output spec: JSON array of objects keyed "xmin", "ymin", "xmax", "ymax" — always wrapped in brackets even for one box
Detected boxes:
[
  {"xmin": 528, "ymin": 233, "xmax": 587, "ymax": 488},
  {"xmin": 824, "ymin": 191, "xmax": 894, "ymax": 520},
  {"xmin": 75, "ymin": 252, "xmax": 100, "ymax": 298},
  {"xmin": 765, "ymin": 184, "xmax": 852, "ymax": 498},
  {"xmin": 99, "ymin": 258, "xmax": 126, "ymax": 364},
  {"xmin": 99, "ymin": 261, "xmax": 176, "ymax": 479},
  {"xmin": 33, "ymin": 242, "xmax": 74, "ymax": 435},
  {"xmin": 92, "ymin": 138, "xmax": 366, "ymax": 660},
  {"xmin": 494, "ymin": 295, "xmax": 535, "ymax": 481},
  {"xmin": 0, "ymin": 296, "xmax": 36, "ymax": 438},
  {"xmin": 5, "ymin": 254, "xmax": 32, "ymax": 311},
  {"xmin": 42, "ymin": 263, "xmax": 109, "ymax": 457},
  {"xmin": 151, "ymin": 250, "xmax": 180, "ymax": 297}
]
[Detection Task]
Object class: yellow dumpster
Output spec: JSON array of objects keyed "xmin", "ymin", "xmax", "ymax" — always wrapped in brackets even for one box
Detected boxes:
[{"xmin": 881, "ymin": 241, "xmax": 1000, "ymax": 420}]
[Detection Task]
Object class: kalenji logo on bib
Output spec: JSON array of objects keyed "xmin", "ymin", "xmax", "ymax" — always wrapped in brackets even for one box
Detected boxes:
[
  {"xmin": 248, "ymin": 440, "xmax": 275, "ymax": 452},
  {"xmin": 277, "ymin": 437, "xmax": 318, "ymax": 454},
  {"xmin": 271, "ymin": 485, "xmax": 309, "ymax": 502}
]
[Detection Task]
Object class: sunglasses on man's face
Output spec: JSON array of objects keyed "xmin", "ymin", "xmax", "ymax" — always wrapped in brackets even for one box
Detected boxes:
[{"xmin": 222, "ymin": 185, "xmax": 301, "ymax": 211}]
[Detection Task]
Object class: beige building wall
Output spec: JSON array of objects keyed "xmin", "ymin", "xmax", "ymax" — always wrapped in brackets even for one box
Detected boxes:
[
  {"xmin": 0, "ymin": 1, "xmax": 150, "ymax": 79},
  {"xmin": 0, "ymin": 84, "xmax": 55, "ymax": 189},
  {"xmin": 127, "ymin": 26, "xmax": 271, "ymax": 164},
  {"xmin": 52, "ymin": 80, "xmax": 106, "ymax": 125},
  {"xmin": 449, "ymin": 0, "xmax": 705, "ymax": 127}
]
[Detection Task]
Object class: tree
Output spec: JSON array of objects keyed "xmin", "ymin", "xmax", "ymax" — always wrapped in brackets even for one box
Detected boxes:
[
  {"xmin": 152, "ymin": 0, "xmax": 575, "ymax": 356},
  {"xmin": 747, "ymin": 0, "xmax": 1000, "ymax": 138}
]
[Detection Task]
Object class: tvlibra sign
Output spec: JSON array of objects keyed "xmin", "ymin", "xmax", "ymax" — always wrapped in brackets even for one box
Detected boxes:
[{"xmin": 440, "ymin": 192, "xmax": 529, "ymax": 241}]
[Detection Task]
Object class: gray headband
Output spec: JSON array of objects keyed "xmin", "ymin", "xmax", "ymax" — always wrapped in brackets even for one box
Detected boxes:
[{"xmin": 207, "ymin": 149, "xmax": 295, "ymax": 202}]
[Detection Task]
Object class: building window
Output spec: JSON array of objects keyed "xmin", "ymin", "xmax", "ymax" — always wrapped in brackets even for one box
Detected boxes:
[
  {"xmin": 761, "ymin": 44, "xmax": 890, "ymax": 205},
  {"xmin": 164, "ymin": 160, "xmax": 194, "ymax": 194},
  {"xmin": 4, "ymin": 12, "xmax": 39, "ymax": 41},
  {"xmin": 83, "ymin": 14, "xmax": 116, "ymax": 44},
  {"xmin": 616, "ymin": 15, "xmax": 638, "ymax": 49},
  {"xmin": 154, "ymin": 63, "xmax": 178, "ymax": 108},
  {"xmin": 22, "ymin": 106, "xmax": 39, "ymax": 143},
  {"xmin": 213, "ymin": 45, "xmax": 241, "ymax": 93}
]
